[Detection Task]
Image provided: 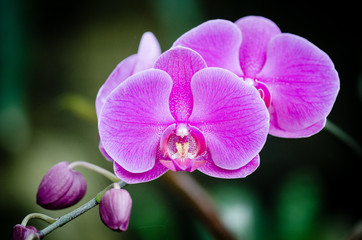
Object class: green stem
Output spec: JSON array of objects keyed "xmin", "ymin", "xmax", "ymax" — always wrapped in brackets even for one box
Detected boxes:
[
  {"xmin": 324, "ymin": 119, "xmax": 362, "ymax": 158},
  {"xmin": 38, "ymin": 180, "xmax": 127, "ymax": 239},
  {"xmin": 21, "ymin": 213, "xmax": 56, "ymax": 226},
  {"xmin": 68, "ymin": 161, "xmax": 120, "ymax": 182},
  {"xmin": 25, "ymin": 234, "xmax": 39, "ymax": 240},
  {"xmin": 95, "ymin": 182, "xmax": 126, "ymax": 203}
]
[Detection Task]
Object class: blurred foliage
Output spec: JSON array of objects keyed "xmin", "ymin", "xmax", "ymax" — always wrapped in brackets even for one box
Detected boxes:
[
  {"xmin": 210, "ymin": 185, "xmax": 263, "ymax": 240},
  {"xmin": 276, "ymin": 172, "xmax": 321, "ymax": 240},
  {"xmin": 1, "ymin": 0, "xmax": 361, "ymax": 239},
  {"xmin": 0, "ymin": 0, "xmax": 30, "ymax": 153},
  {"xmin": 58, "ymin": 93, "xmax": 97, "ymax": 123}
]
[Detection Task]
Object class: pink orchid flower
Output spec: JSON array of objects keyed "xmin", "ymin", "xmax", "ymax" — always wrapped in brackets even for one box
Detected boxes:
[
  {"xmin": 173, "ymin": 16, "xmax": 340, "ymax": 138},
  {"xmin": 96, "ymin": 32, "xmax": 161, "ymax": 160},
  {"xmin": 98, "ymin": 47, "xmax": 269, "ymax": 183}
]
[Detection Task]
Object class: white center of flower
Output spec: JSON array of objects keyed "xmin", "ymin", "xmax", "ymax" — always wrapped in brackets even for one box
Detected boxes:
[
  {"xmin": 176, "ymin": 124, "xmax": 189, "ymax": 138},
  {"xmin": 244, "ymin": 77, "xmax": 255, "ymax": 86},
  {"xmin": 159, "ymin": 123, "xmax": 207, "ymax": 172}
]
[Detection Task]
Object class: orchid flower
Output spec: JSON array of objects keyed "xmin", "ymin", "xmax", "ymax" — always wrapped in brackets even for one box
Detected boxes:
[
  {"xmin": 96, "ymin": 32, "xmax": 161, "ymax": 160},
  {"xmin": 173, "ymin": 16, "xmax": 340, "ymax": 138},
  {"xmin": 98, "ymin": 47, "xmax": 269, "ymax": 183}
]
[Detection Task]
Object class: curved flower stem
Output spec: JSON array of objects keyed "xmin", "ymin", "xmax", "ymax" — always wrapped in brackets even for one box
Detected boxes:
[
  {"xmin": 38, "ymin": 180, "xmax": 127, "ymax": 239},
  {"xmin": 21, "ymin": 213, "xmax": 56, "ymax": 226},
  {"xmin": 324, "ymin": 119, "xmax": 362, "ymax": 158},
  {"xmin": 68, "ymin": 161, "xmax": 120, "ymax": 182},
  {"xmin": 162, "ymin": 172, "xmax": 237, "ymax": 240}
]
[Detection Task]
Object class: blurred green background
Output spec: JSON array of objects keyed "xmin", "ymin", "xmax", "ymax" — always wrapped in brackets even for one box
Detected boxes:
[{"xmin": 1, "ymin": 0, "xmax": 361, "ymax": 239}]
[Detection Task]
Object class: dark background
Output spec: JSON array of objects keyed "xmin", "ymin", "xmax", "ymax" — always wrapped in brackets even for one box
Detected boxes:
[{"xmin": 1, "ymin": 0, "xmax": 361, "ymax": 239}]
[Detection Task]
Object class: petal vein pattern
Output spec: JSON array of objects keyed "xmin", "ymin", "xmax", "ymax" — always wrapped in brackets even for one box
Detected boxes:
[
  {"xmin": 99, "ymin": 69, "xmax": 174, "ymax": 173},
  {"xmin": 235, "ymin": 16, "xmax": 281, "ymax": 77},
  {"xmin": 96, "ymin": 32, "xmax": 161, "ymax": 118},
  {"xmin": 154, "ymin": 47, "xmax": 207, "ymax": 122},
  {"xmin": 258, "ymin": 34, "xmax": 339, "ymax": 136},
  {"xmin": 173, "ymin": 19, "xmax": 242, "ymax": 75},
  {"xmin": 188, "ymin": 68, "xmax": 269, "ymax": 170},
  {"xmin": 173, "ymin": 16, "xmax": 340, "ymax": 138}
]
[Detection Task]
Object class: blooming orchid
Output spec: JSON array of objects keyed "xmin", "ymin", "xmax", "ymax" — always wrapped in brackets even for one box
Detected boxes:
[
  {"xmin": 98, "ymin": 47, "xmax": 269, "ymax": 183},
  {"xmin": 96, "ymin": 32, "xmax": 161, "ymax": 160},
  {"xmin": 173, "ymin": 16, "xmax": 340, "ymax": 138},
  {"xmin": 12, "ymin": 14, "xmax": 352, "ymax": 240}
]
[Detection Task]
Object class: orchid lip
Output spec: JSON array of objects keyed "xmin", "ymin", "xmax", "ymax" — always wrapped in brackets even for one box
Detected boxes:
[
  {"xmin": 160, "ymin": 123, "xmax": 207, "ymax": 172},
  {"xmin": 244, "ymin": 77, "xmax": 272, "ymax": 108}
]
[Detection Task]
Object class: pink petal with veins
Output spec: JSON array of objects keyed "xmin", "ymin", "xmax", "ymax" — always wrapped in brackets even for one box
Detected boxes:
[
  {"xmin": 235, "ymin": 16, "xmax": 281, "ymax": 77},
  {"xmin": 189, "ymin": 68, "xmax": 269, "ymax": 170},
  {"xmin": 99, "ymin": 69, "xmax": 174, "ymax": 173},
  {"xmin": 258, "ymin": 34, "xmax": 339, "ymax": 137},
  {"xmin": 154, "ymin": 47, "xmax": 207, "ymax": 122},
  {"xmin": 173, "ymin": 20, "xmax": 243, "ymax": 76}
]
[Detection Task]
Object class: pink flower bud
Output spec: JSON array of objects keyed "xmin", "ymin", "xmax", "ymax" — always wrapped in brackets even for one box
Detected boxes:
[
  {"xmin": 99, "ymin": 188, "xmax": 132, "ymax": 231},
  {"xmin": 36, "ymin": 161, "xmax": 87, "ymax": 210},
  {"xmin": 12, "ymin": 224, "xmax": 40, "ymax": 240}
]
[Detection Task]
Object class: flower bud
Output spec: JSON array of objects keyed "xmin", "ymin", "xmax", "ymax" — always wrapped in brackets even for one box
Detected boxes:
[
  {"xmin": 99, "ymin": 188, "xmax": 132, "ymax": 231},
  {"xmin": 36, "ymin": 161, "xmax": 87, "ymax": 210},
  {"xmin": 12, "ymin": 224, "xmax": 40, "ymax": 240}
]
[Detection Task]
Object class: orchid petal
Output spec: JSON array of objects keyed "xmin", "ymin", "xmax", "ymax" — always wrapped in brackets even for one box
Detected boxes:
[
  {"xmin": 173, "ymin": 20, "xmax": 243, "ymax": 76},
  {"xmin": 96, "ymin": 54, "xmax": 137, "ymax": 117},
  {"xmin": 198, "ymin": 154, "xmax": 260, "ymax": 178},
  {"xmin": 188, "ymin": 68, "xmax": 269, "ymax": 170},
  {"xmin": 269, "ymin": 118, "xmax": 326, "ymax": 138},
  {"xmin": 96, "ymin": 32, "xmax": 161, "ymax": 118},
  {"xmin": 99, "ymin": 141, "xmax": 113, "ymax": 161},
  {"xmin": 257, "ymin": 34, "xmax": 340, "ymax": 138},
  {"xmin": 154, "ymin": 47, "xmax": 206, "ymax": 122},
  {"xmin": 113, "ymin": 152, "xmax": 168, "ymax": 184},
  {"xmin": 99, "ymin": 69, "xmax": 174, "ymax": 173},
  {"xmin": 133, "ymin": 32, "xmax": 161, "ymax": 73},
  {"xmin": 235, "ymin": 16, "xmax": 281, "ymax": 77}
]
